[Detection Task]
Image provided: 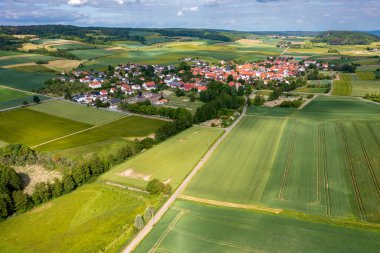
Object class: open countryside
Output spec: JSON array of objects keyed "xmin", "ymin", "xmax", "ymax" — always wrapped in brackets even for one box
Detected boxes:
[{"xmin": 0, "ymin": 1, "xmax": 380, "ymax": 253}]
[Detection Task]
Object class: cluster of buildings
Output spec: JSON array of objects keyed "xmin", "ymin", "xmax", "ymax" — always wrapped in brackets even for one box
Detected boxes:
[{"xmin": 60, "ymin": 58, "xmax": 326, "ymax": 107}]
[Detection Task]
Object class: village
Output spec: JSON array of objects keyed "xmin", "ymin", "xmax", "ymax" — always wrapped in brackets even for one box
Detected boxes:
[{"xmin": 57, "ymin": 57, "xmax": 328, "ymax": 108}]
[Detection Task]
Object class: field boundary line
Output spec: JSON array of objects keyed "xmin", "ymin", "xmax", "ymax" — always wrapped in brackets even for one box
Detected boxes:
[
  {"xmin": 278, "ymin": 120, "xmax": 299, "ymax": 200},
  {"xmin": 31, "ymin": 115, "xmax": 130, "ymax": 148},
  {"xmin": 149, "ymin": 210, "xmax": 187, "ymax": 253},
  {"xmin": 179, "ymin": 194, "xmax": 282, "ymax": 214},
  {"xmin": 366, "ymin": 122, "xmax": 380, "ymax": 152},
  {"xmin": 319, "ymin": 123, "xmax": 331, "ymax": 216},
  {"xmin": 352, "ymin": 122, "xmax": 380, "ymax": 199},
  {"xmin": 122, "ymin": 105, "xmax": 247, "ymax": 253},
  {"xmin": 172, "ymin": 227, "xmax": 264, "ymax": 253},
  {"xmin": 338, "ymin": 122, "xmax": 366, "ymax": 221}
]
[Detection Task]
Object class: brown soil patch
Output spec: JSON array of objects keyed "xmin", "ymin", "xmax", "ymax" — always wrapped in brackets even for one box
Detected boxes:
[
  {"xmin": 14, "ymin": 165, "xmax": 62, "ymax": 194},
  {"xmin": 2, "ymin": 62, "xmax": 37, "ymax": 69},
  {"xmin": 236, "ymin": 39, "xmax": 263, "ymax": 45},
  {"xmin": 120, "ymin": 169, "xmax": 151, "ymax": 181},
  {"xmin": 43, "ymin": 59, "xmax": 83, "ymax": 71},
  {"xmin": 104, "ymin": 47, "xmax": 123, "ymax": 51}
]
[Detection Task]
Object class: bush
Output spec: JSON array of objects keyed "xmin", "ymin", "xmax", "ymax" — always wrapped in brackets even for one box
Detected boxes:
[
  {"xmin": 134, "ymin": 214, "xmax": 145, "ymax": 231},
  {"xmin": 146, "ymin": 179, "xmax": 171, "ymax": 195}
]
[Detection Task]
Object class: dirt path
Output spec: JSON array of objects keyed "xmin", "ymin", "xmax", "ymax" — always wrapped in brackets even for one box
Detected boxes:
[
  {"xmin": 2, "ymin": 62, "xmax": 37, "ymax": 68},
  {"xmin": 122, "ymin": 105, "xmax": 247, "ymax": 253},
  {"xmin": 31, "ymin": 115, "xmax": 130, "ymax": 149},
  {"xmin": 179, "ymin": 195, "xmax": 282, "ymax": 214},
  {"xmin": 0, "ymin": 54, "xmax": 33, "ymax": 60},
  {"xmin": 104, "ymin": 181, "xmax": 149, "ymax": 193}
]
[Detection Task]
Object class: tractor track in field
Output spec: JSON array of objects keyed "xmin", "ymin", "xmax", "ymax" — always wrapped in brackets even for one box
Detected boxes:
[
  {"xmin": 311, "ymin": 122, "xmax": 321, "ymax": 206},
  {"xmin": 353, "ymin": 122, "xmax": 380, "ymax": 199},
  {"xmin": 366, "ymin": 121, "xmax": 380, "ymax": 152},
  {"xmin": 179, "ymin": 195, "xmax": 282, "ymax": 214},
  {"xmin": 338, "ymin": 122, "xmax": 367, "ymax": 221},
  {"xmin": 319, "ymin": 123, "xmax": 331, "ymax": 216},
  {"xmin": 278, "ymin": 120, "xmax": 299, "ymax": 201}
]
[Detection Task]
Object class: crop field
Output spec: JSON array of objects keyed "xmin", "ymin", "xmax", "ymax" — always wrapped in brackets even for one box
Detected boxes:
[
  {"xmin": 52, "ymin": 43, "xmax": 95, "ymax": 50},
  {"xmin": 0, "ymin": 86, "xmax": 51, "ymax": 110},
  {"xmin": 35, "ymin": 115, "xmax": 166, "ymax": 154},
  {"xmin": 83, "ymin": 41, "xmax": 280, "ymax": 70},
  {"xmin": 10, "ymin": 64, "xmax": 56, "ymax": 73},
  {"xmin": 351, "ymin": 80, "xmax": 380, "ymax": 96},
  {"xmin": 0, "ymin": 50, "xmax": 26, "ymax": 57},
  {"xmin": 135, "ymin": 200, "xmax": 380, "ymax": 253},
  {"xmin": 357, "ymin": 65, "xmax": 380, "ymax": 71},
  {"xmin": 246, "ymin": 105, "xmax": 296, "ymax": 117},
  {"xmin": 161, "ymin": 94, "xmax": 204, "ymax": 113},
  {"xmin": 0, "ymin": 108, "xmax": 90, "ymax": 146},
  {"xmin": 294, "ymin": 96, "xmax": 380, "ymax": 120},
  {"xmin": 100, "ymin": 126, "xmax": 223, "ymax": 189},
  {"xmin": 185, "ymin": 117, "xmax": 286, "ymax": 204},
  {"xmin": 0, "ymin": 86, "xmax": 31, "ymax": 102},
  {"xmin": 356, "ymin": 71, "xmax": 376, "ymax": 80},
  {"xmin": 332, "ymin": 74, "xmax": 352, "ymax": 96},
  {"xmin": 0, "ymin": 183, "xmax": 157, "ymax": 253},
  {"xmin": 30, "ymin": 100, "xmax": 124, "ymax": 125},
  {"xmin": 70, "ymin": 48, "xmax": 120, "ymax": 60},
  {"xmin": 0, "ymin": 55, "xmax": 57, "ymax": 67},
  {"xmin": 42, "ymin": 59, "xmax": 83, "ymax": 71},
  {"xmin": 185, "ymin": 96, "xmax": 380, "ymax": 222},
  {"xmin": 0, "ymin": 68, "xmax": 55, "ymax": 91}
]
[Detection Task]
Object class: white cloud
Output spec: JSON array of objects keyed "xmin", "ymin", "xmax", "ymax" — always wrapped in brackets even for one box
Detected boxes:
[
  {"xmin": 115, "ymin": 0, "xmax": 125, "ymax": 4},
  {"xmin": 177, "ymin": 11, "xmax": 184, "ymax": 16},
  {"xmin": 67, "ymin": 0, "xmax": 87, "ymax": 6},
  {"xmin": 189, "ymin": 6, "xmax": 199, "ymax": 11}
]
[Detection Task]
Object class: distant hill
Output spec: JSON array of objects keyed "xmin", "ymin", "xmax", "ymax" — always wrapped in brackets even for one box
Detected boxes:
[
  {"xmin": 368, "ymin": 30, "xmax": 380, "ymax": 36},
  {"xmin": 313, "ymin": 30, "xmax": 380, "ymax": 45}
]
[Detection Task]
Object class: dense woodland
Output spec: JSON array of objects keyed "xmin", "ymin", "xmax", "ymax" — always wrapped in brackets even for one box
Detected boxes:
[{"xmin": 313, "ymin": 30, "xmax": 380, "ymax": 45}]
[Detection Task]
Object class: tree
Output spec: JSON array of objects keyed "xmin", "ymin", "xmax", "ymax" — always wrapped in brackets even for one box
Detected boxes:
[
  {"xmin": 227, "ymin": 74, "xmax": 233, "ymax": 83},
  {"xmin": 0, "ymin": 164, "xmax": 23, "ymax": 194},
  {"xmin": 33, "ymin": 95, "xmax": 41, "ymax": 104},
  {"xmin": 146, "ymin": 179, "xmax": 164, "ymax": 194},
  {"xmin": 51, "ymin": 178, "xmax": 63, "ymax": 198},
  {"xmin": 22, "ymin": 100, "xmax": 28, "ymax": 107},
  {"xmin": 12, "ymin": 190, "xmax": 32, "ymax": 213},
  {"xmin": 144, "ymin": 206, "xmax": 155, "ymax": 222},
  {"xmin": 62, "ymin": 174, "xmax": 76, "ymax": 193},
  {"xmin": 0, "ymin": 193, "xmax": 12, "ymax": 219},
  {"xmin": 189, "ymin": 93, "xmax": 195, "ymax": 102},
  {"xmin": 134, "ymin": 214, "xmax": 145, "ymax": 231}
]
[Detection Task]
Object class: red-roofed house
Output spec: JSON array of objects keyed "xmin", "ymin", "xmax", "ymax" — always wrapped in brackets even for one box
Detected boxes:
[
  {"xmin": 143, "ymin": 81, "xmax": 157, "ymax": 91},
  {"xmin": 89, "ymin": 82, "xmax": 102, "ymax": 89}
]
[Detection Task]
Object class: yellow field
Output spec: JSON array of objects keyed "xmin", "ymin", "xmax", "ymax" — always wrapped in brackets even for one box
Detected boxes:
[{"xmin": 43, "ymin": 59, "xmax": 83, "ymax": 71}]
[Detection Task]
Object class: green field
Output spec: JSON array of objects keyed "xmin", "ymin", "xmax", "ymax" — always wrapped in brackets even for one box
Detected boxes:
[
  {"xmin": 70, "ymin": 49, "xmax": 119, "ymax": 60},
  {"xmin": 351, "ymin": 80, "xmax": 380, "ymax": 96},
  {"xmin": 356, "ymin": 71, "xmax": 376, "ymax": 80},
  {"xmin": 0, "ymin": 86, "xmax": 31, "ymax": 102},
  {"xmin": 31, "ymin": 100, "xmax": 124, "ymax": 125},
  {"xmin": 332, "ymin": 74, "xmax": 352, "ymax": 96},
  {"xmin": 0, "ymin": 50, "xmax": 26, "ymax": 57},
  {"xmin": 100, "ymin": 126, "xmax": 223, "ymax": 189},
  {"xmin": 0, "ymin": 86, "xmax": 51, "ymax": 110},
  {"xmin": 185, "ymin": 116, "xmax": 285, "ymax": 204},
  {"xmin": 357, "ymin": 65, "xmax": 380, "ymax": 71},
  {"xmin": 135, "ymin": 200, "xmax": 380, "ymax": 253},
  {"xmin": 0, "ymin": 108, "xmax": 90, "ymax": 146},
  {"xmin": 0, "ymin": 55, "xmax": 57, "ymax": 66},
  {"xmin": 52, "ymin": 44, "xmax": 96, "ymax": 50},
  {"xmin": 36, "ymin": 115, "xmax": 166, "ymax": 155},
  {"xmin": 161, "ymin": 94, "xmax": 204, "ymax": 113},
  {"xmin": 185, "ymin": 96, "xmax": 380, "ymax": 222},
  {"xmin": 0, "ymin": 68, "xmax": 55, "ymax": 91},
  {"xmin": 10, "ymin": 64, "xmax": 56, "ymax": 73},
  {"xmin": 0, "ymin": 183, "xmax": 157, "ymax": 253}
]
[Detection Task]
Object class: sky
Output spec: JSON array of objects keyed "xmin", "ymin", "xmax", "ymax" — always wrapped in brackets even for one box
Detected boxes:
[{"xmin": 0, "ymin": 0, "xmax": 379, "ymax": 31}]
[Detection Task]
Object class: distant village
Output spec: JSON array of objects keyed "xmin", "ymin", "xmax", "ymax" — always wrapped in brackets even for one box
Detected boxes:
[{"xmin": 56, "ymin": 57, "xmax": 328, "ymax": 108}]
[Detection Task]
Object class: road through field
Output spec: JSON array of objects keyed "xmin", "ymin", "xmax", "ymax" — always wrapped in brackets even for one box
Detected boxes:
[{"xmin": 122, "ymin": 105, "xmax": 247, "ymax": 253}]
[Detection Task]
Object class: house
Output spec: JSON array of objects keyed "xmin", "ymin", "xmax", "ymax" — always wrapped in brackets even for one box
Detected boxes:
[
  {"xmin": 89, "ymin": 82, "xmax": 102, "ymax": 89},
  {"xmin": 109, "ymin": 98, "xmax": 121, "ymax": 109},
  {"xmin": 110, "ymin": 88, "xmax": 117, "ymax": 94},
  {"xmin": 143, "ymin": 81, "xmax": 157, "ymax": 91},
  {"xmin": 131, "ymin": 84, "xmax": 141, "ymax": 90},
  {"xmin": 99, "ymin": 90, "xmax": 108, "ymax": 96}
]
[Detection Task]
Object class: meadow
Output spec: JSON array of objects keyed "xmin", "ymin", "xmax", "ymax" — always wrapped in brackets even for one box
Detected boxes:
[
  {"xmin": 31, "ymin": 100, "xmax": 124, "ymax": 125},
  {"xmin": 135, "ymin": 200, "xmax": 380, "ymax": 253},
  {"xmin": 0, "ymin": 68, "xmax": 55, "ymax": 91},
  {"xmin": 100, "ymin": 126, "xmax": 223, "ymax": 189},
  {"xmin": 0, "ymin": 55, "xmax": 58, "ymax": 67},
  {"xmin": 332, "ymin": 74, "xmax": 352, "ymax": 96},
  {"xmin": 160, "ymin": 93, "xmax": 204, "ymax": 113},
  {"xmin": 185, "ymin": 96, "xmax": 380, "ymax": 222},
  {"xmin": 0, "ymin": 88, "xmax": 51, "ymax": 110},
  {"xmin": 351, "ymin": 80, "xmax": 380, "ymax": 96},
  {"xmin": 0, "ymin": 108, "xmax": 90, "ymax": 146},
  {"xmin": 0, "ymin": 183, "xmax": 157, "ymax": 253},
  {"xmin": 70, "ymin": 48, "xmax": 120, "ymax": 60},
  {"xmin": 35, "ymin": 115, "xmax": 166, "ymax": 156},
  {"xmin": 0, "ymin": 86, "xmax": 31, "ymax": 102}
]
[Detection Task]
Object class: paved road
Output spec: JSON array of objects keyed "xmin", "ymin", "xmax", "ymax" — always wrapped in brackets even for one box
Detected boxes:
[{"xmin": 122, "ymin": 105, "xmax": 247, "ymax": 253}]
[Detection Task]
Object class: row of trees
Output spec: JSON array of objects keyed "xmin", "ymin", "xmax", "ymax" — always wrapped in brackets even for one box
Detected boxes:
[{"xmin": 0, "ymin": 137, "xmax": 158, "ymax": 220}]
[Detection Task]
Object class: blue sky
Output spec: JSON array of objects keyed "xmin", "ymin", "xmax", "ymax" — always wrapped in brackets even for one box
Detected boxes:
[{"xmin": 1, "ymin": 0, "xmax": 379, "ymax": 31}]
